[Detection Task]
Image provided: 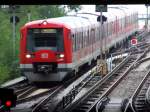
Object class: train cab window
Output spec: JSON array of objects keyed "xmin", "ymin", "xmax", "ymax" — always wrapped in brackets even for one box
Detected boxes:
[
  {"xmin": 26, "ymin": 28, "xmax": 64, "ymax": 52},
  {"xmin": 26, "ymin": 30, "xmax": 35, "ymax": 52}
]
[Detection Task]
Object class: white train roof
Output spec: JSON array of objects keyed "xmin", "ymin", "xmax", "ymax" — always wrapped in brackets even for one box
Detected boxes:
[
  {"xmin": 25, "ymin": 7, "xmax": 137, "ymax": 30},
  {"xmin": 77, "ymin": 7, "xmax": 137, "ymax": 22},
  {"xmin": 25, "ymin": 15, "xmax": 99, "ymax": 30}
]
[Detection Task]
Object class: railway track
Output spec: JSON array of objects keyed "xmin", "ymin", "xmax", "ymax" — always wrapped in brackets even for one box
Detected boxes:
[
  {"xmin": 123, "ymin": 58, "xmax": 150, "ymax": 112},
  {"xmin": 59, "ymin": 46, "xmax": 150, "ymax": 112},
  {"xmin": 99, "ymin": 48, "xmax": 150, "ymax": 112},
  {"xmin": 30, "ymin": 67, "xmax": 103, "ymax": 112},
  {"xmin": 59, "ymin": 55, "xmax": 138, "ymax": 111},
  {"xmin": 11, "ymin": 60, "xmax": 100, "ymax": 112},
  {"xmin": 127, "ymin": 71, "xmax": 150, "ymax": 112},
  {"xmin": 12, "ymin": 85, "xmax": 63, "ymax": 112},
  {"xmin": 1, "ymin": 77, "xmax": 35, "ymax": 100}
]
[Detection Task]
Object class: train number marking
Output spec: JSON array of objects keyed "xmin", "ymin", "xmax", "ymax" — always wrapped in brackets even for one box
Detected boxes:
[{"xmin": 41, "ymin": 53, "xmax": 48, "ymax": 58}]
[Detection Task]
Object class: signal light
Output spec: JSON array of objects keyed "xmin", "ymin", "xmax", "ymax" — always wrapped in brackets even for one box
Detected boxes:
[
  {"xmin": 59, "ymin": 54, "xmax": 64, "ymax": 58},
  {"xmin": 26, "ymin": 54, "xmax": 31, "ymax": 58},
  {"xmin": 0, "ymin": 88, "xmax": 17, "ymax": 108},
  {"xmin": 57, "ymin": 54, "xmax": 64, "ymax": 58},
  {"xmin": 5, "ymin": 100, "xmax": 12, "ymax": 107},
  {"xmin": 131, "ymin": 38, "xmax": 137, "ymax": 45}
]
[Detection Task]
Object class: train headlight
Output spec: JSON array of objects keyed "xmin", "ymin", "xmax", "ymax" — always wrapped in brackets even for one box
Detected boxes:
[
  {"xmin": 43, "ymin": 21, "xmax": 47, "ymax": 25},
  {"xmin": 59, "ymin": 54, "xmax": 64, "ymax": 58},
  {"xmin": 26, "ymin": 54, "xmax": 31, "ymax": 58}
]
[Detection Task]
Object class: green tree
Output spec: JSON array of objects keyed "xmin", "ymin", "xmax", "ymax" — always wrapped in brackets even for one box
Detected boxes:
[
  {"xmin": 67, "ymin": 5, "xmax": 82, "ymax": 12},
  {"xmin": 38, "ymin": 5, "xmax": 66, "ymax": 18}
]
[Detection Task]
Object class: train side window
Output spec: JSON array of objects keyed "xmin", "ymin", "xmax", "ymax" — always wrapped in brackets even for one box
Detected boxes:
[
  {"xmin": 77, "ymin": 32, "xmax": 79, "ymax": 50},
  {"xmin": 84, "ymin": 31, "xmax": 86, "ymax": 47},
  {"xmin": 96, "ymin": 27, "xmax": 98, "ymax": 41},
  {"xmin": 81, "ymin": 31, "xmax": 82, "ymax": 49},
  {"xmin": 106, "ymin": 23, "xmax": 108, "ymax": 38},
  {"xmin": 86, "ymin": 30, "xmax": 88, "ymax": 47},
  {"xmin": 90, "ymin": 29, "xmax": 92, "ymax": 44},
  {"xmin": 98, "ymin": 26, "xmax": 100, "ymax": 40},
  {"xmin": 79, "ymin": 32, "xmax": 81, "ymax": 49},
  {"xmin": 103, "ymin": 25, "xmax": 105, "ymax": 39},
  {"xmin": 81, "ymin": 31, "xmax": 83, "ymax": 49},
  {"xmin": 110, "ymin": 22, "xmax": 112, "ymax": 36},
  {"xmin": 80, "ymin": 31, "xmax": 82, "ymax": 49},
  {"xmin": 88, "ymin": 30, "xmax": 90, "ymax": 45},
  {"xmin": 75, "ymin": 33, "xmax": 77, "ymax": 51},
  {"xmin": 76, "ymin": 33, "xmax": 78, "ymax": 51},
  {"xmin": 72, "ymin": 34, "xmax": 75, "ymax": 52},
  {"xmin": 76, "ymin": 32, "xmax": 77, "ymax": 50},
  {"xmin": 82, "ymin": 31, "xmax": 84, "ymax": 48},
  {"xmin": 78, "ymin": 32, "xmax": 80, "ymax": 50}
]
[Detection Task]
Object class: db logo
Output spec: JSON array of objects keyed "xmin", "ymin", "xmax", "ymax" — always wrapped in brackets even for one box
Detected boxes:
[{"xmin": 41, "ymin": 53, "xmax": 48, "ymax": 58}]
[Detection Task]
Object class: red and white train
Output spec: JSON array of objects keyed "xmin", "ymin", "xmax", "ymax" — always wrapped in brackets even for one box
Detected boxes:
[{"xmin": 20, "ymin": 9, "xmax": 138, "ymax": 82}]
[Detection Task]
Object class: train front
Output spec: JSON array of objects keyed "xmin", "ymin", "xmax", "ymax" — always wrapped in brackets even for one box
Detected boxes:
[{"xmin": 20, "ymin": 20, "xmax": 72, "ymax": 82}]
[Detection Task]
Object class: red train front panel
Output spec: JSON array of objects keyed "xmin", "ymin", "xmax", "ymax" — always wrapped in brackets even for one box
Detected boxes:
[{"xmin": 20, "ymin": 21, "xmax": 72, "ymax": 82}]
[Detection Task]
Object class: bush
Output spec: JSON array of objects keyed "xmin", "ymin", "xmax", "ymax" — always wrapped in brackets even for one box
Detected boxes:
[{"xmin": 0, "ymin": 64, "xmax": 10, "ymax": 84}]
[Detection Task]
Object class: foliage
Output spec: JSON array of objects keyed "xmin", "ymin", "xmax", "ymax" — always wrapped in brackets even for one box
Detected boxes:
[
  {"xmin": 0, "ymin": 64, "xmax": 10, "ymax": 84},
  {"xmin": 0, "ymin": 5, "xmax": 81, "ymax": 84},
  {"xmin": 67, "ymin": 5, "xmax": 82, "ymax": 12}
]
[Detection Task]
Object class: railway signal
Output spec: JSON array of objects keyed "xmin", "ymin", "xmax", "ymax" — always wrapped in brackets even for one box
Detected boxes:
[
  {"xmin": 9, "ymin": 5, "xmax": 20, "ymax": 58},
  {"xmin": 0, "ymin": 88, "xmax": 17, "ymax": 111},
  {"xmin": 10, "ymin": 16, "xmax": 20, "ymax": 24},
  {"xmin": 131, "ymin": 38, "xmax": 137, "ymax": 46}
]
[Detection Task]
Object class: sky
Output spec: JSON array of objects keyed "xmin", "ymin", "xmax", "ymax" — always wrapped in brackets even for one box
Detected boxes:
[
  {"xmin": 80, "ymin": 5, "xmax": 147, "ymax": 14},
  {"xmin": 67, "ymin": 5, "xmax": 148, "ymax": 29},
  {"xmin": 76, "ymin": 5, "xmax": 148, "ymax": 29}
]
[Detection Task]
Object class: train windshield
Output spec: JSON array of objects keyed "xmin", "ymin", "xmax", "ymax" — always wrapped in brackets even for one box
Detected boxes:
[{"xmin": 26, "ymin": 28, "xmax": 64, "ymax": 52}]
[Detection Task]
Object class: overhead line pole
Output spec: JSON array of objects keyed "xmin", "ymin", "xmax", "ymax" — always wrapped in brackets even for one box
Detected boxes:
[
  {"xmin": 96, "ymin": 5, "xmax": 107, "ymax": 75},
  {"xmin": 100, "ymin": 10, "xmax": 103, "ymax": 59},
  {"xmin": 147, "ymin": 5, "xmax": 149, "ymax": 31}
]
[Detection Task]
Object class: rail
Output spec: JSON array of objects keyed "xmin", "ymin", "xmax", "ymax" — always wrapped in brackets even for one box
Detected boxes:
[
  {"xmin": 123, "ymin": 48, "xmax": 150, "ymax": 112},
  {"xmin": 62, "ymin": 45, "xmax": 149, "ymax": 112},
  {"xmin": 62, "ymin": 54, "xmax": 132, "ymax": 112}
]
